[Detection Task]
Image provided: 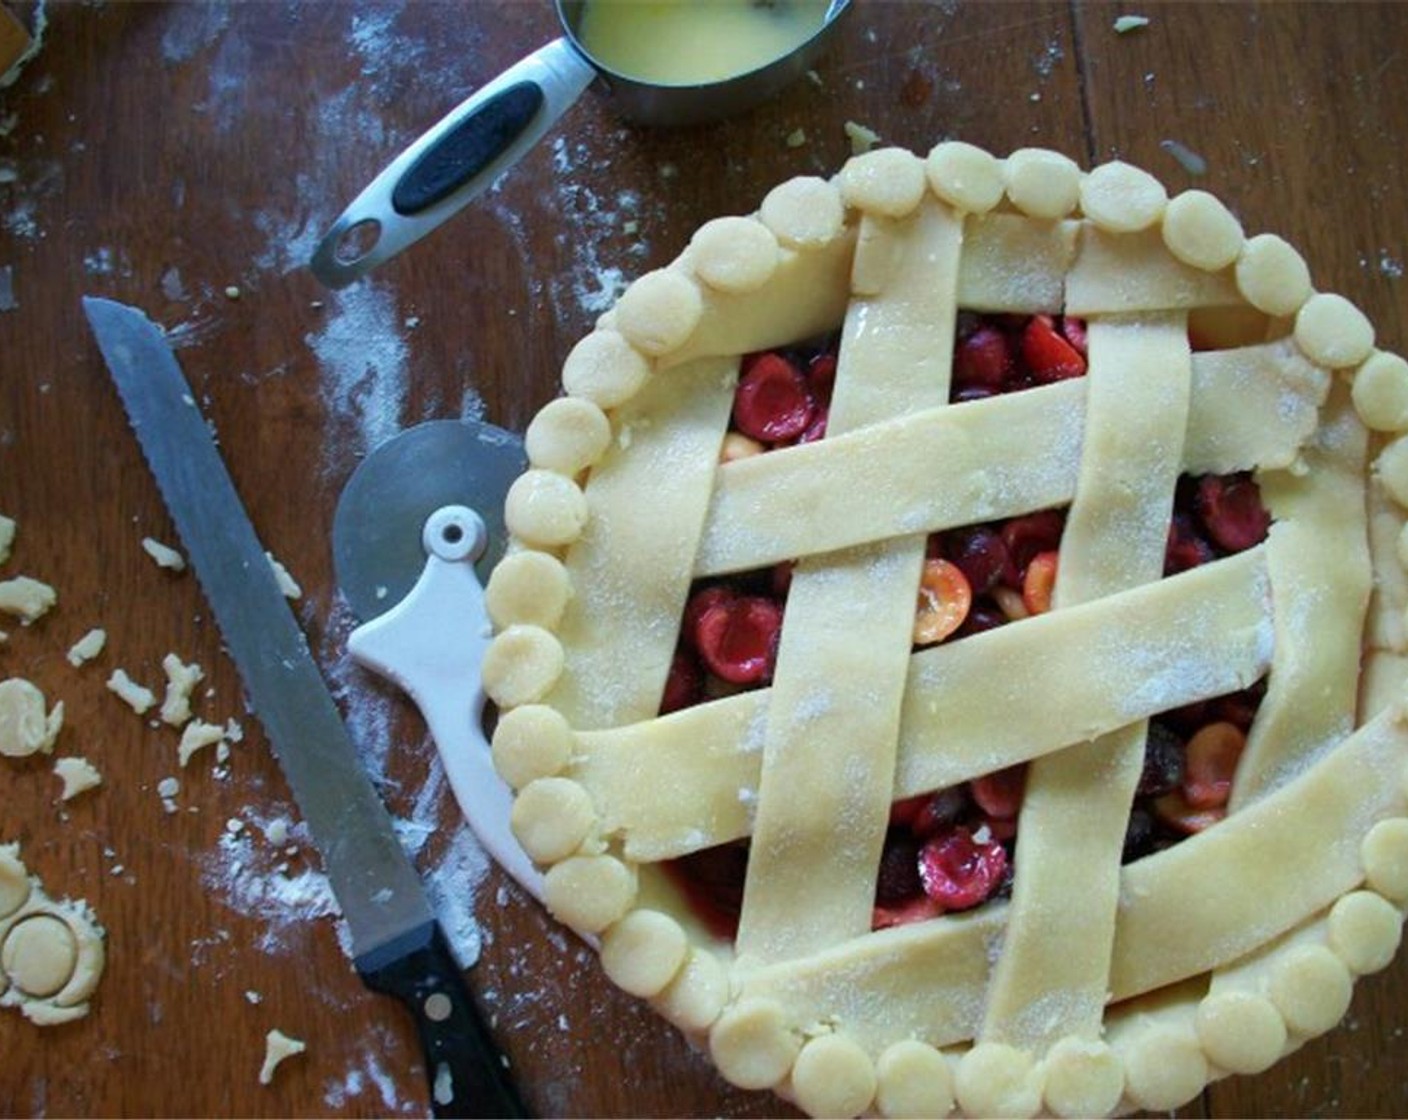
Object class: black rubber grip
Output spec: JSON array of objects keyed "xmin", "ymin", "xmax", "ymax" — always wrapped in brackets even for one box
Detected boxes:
[{"xmin": 392, "ymin": 82, "xmax": 545, "ymax": 216}]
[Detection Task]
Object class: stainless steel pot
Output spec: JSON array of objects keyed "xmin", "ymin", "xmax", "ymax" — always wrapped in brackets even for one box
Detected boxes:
[{"xmin": 310, "ymin": 0, "xmax": 852, "ymax": 289}]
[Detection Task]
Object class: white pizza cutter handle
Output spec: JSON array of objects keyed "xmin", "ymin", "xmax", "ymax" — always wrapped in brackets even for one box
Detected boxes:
[{"xmin": 347, "ymin": 505, "xmax": 545, "ymax": 904}]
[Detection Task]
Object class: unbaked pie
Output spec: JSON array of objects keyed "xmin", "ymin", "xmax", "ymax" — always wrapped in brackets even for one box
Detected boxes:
[{"xmin": 480, "ymin": 140, "xmax": 1408, "ymax": 1118}]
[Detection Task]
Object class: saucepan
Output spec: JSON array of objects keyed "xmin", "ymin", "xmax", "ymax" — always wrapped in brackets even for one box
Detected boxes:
[{"xmin": 310, "ymin": 0, "xmax": 852, "ymax": 289}]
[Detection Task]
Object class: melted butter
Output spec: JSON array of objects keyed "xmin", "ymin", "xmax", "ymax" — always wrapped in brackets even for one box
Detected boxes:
[{"xmin": 577, "ymin": 0, "xmax": 831, "ymax": 86}]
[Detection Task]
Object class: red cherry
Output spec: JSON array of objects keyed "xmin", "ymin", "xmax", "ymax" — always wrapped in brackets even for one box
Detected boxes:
[
  {"xmin": 683, "ymin": 585, "xmax": 736, "ymax": 650},
  {"xmin": 1182, "ymin": 721, "xmax": 1246, "ymax": 810},
  {"xmin": 1164, "ymin": 512, "xmax": 1216, "ymax": 575},
  {"xmin": 1021, "ymin": 314, "xmax": 1087, "ymax": 383},
  {"xmin": 806, "ymin": 353, "xmax": 837, "ymax": 406},
  {"xmin": 797, "ymin": 407, "xmax": 828, "ymax": 444},
  {"xmin": 910, "ymin": 787, "xmax": 970, "ymax": 839},
  {"xmin": 971, "ymin": 764, "xmax": 1026, "ymax": 820},
  {"xmin": 954, "ymin": 326, "xmax": 1014, "ymax": 392},
  {"xmin": 1059, "ymin": 315, "xmax": 1088, "ymax": 356},
  {"xmin": 1000, "ymin": 509, "xmax": 1066, "ymax": 582},
  {"xmin": 694, "ymin": 595, "xmax": 784, "ymax": 684},
  {"xmin": 659, "ymin": 646, "xmax": 703, "ymax": 714},
  {"xmin": 1195, "ymin": 473, "xmax": 1270, "ymax": 552},
  {"xmin": 918, "ymin": 826, "xmax": 1009, "ymax": 912},
  {"xmin": 946, "ymin": 526, "xmax": 1015, "ymax": 595},
  {"xmin": 872, "ymin": 894, "xmax": 944, "ymax": 930},
  {"xmin": 733, "ymin": 353, "xmax": 815, "ymax": 443}
]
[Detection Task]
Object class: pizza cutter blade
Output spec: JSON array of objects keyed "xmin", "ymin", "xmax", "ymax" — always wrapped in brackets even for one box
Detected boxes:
[{"xmin": 332, "ymin": 420, "xmax": 545, "ymax": 903}]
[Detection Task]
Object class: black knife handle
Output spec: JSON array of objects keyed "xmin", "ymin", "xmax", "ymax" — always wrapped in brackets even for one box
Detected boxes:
[{"xmin": 357, "ymin": 921, "xmax": 529, "ymax": 1118}]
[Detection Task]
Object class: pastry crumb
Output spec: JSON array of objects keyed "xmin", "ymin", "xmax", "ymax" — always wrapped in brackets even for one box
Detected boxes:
[
  {"xmin": 66, "ymin": 627, "xmax": 107, "ymax": 667},
  {"xmin": 106, "ymin": 668, "xmax": 156, "ymax": 715},
  {"xmin": 266, "ymin": 552, "xmax": 302, "ymax": 600},
  {"xmin": 141, "ymin": 537, "xmax": 186, "ymax": 572},
  {"xmin": 224, "ymin": 285, "xmax": 241, "ymax": 300},
  {"xmin": 177, "ymin": 719, "xmax": 225, "ymax": 768},
  {"xmin": 259, "ymin": 1028, "xmax": 306, "ymax": 1085},
  {"xmin": 843, "ymin": 120, "xmax": 881, "ymax": 156},
  {"xmin": 0, "ymin": 513, "xmax": 14, "ymax": 564},
  {"xmin": 54, "ymin": 756, "xmax": 102, "ymax": 800},
  {"xmin": 785, "ymin": 127, "xmax": 807, "ymax": 149},
  {"xmin": 0, "ymin": 677, "xmax": 63, "ymax": 757},
  {"xmin": 160, "ymin": 653, "xmax": 204, "ymax": 727},
  {"xmin": 0, "ymin": 575, "xmax": 57, "ymax": 623},
  {"xmin": 1113, "ymin": 13, "xmax": 1151, "ymax": 32}
]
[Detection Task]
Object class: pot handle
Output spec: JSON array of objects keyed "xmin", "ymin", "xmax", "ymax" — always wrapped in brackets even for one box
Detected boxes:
[{"xmin": 311, "ymin": 37, "xmax": 595, "ymax": 289}]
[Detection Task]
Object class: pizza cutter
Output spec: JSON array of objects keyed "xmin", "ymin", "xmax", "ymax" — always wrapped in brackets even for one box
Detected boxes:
[{"xmin": 331, "ymin": 419, "xmax": 545, "ymax": 903}]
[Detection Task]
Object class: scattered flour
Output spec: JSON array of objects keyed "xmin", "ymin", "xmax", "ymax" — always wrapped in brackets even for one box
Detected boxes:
[{"xmin": 306, "ymin": 283, "xmax": 409, "ymax": 458}]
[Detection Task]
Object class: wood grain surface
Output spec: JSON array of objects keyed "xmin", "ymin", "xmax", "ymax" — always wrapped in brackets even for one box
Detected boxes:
[{"xmin": 2, "ymin": 2, "xmax": 1407, "ymax": 1116}]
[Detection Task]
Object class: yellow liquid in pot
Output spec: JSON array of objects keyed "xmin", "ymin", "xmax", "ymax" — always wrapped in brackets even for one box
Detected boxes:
[{"xmin": 578, "ymin": 0, "xmax": 831, "ymax": 86}]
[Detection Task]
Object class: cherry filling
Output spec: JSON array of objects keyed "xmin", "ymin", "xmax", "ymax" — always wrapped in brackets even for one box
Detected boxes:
[{"xmin": 661, "ymin": 313, "xmax": 1275, "ymax": 940}]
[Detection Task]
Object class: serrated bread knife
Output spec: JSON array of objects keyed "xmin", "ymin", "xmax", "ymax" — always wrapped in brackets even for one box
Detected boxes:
[{"xmin": 82, "ymin": 296, "xmax": 525, "ymax": 1119}]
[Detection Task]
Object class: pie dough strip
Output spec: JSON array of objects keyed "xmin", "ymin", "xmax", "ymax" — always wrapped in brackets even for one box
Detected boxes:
[
  {"xmin": 735, "ymin": 200, "xmax": 962, "ymax": 965},
  {"xmin": 575, "ymin": 548, "xmax": 1271, "ymax": 861},
  {"xmin": 736, "ymin": 703, "xmax": 1408, "ymax": 1053},
  {"xmin": 1065, "ymin": 226, "xmax": 1243, "ymax": 316},
  {"xmin": 1231, "ymin": 382, "xmax": 1371, "ymax": 808},
  {"xmin": 981, "ymin": 313, "xmax": 1193, "ymax": 1052},
  {"xmin": 545, "ymin": 357, "xmax": 739, "ymax": 730},
  {"xmin": 696, "ymin": 340, "xmax": 1327, "ymax": 577},
  {"xmin": 956, "ymin": 214, "xmax": 1079, "ymax": 313}
]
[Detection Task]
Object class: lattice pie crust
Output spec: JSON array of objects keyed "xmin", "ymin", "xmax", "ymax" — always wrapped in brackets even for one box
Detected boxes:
[{"xmin": 482, "ymin": 142, "xmax": 1408, "ymax": 1118}]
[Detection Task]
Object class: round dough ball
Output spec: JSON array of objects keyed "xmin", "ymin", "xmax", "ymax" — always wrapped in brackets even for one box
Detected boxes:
[
  {"xmin": 600, "ymin": 909, "xmax": 689, "ymax": 998},
  {"xmin": 689, "ymin": 216, "xmax": 780, "ymax": 294},
  {"xmin": 1295, "ymin": 292, "xmax": 1376, "ymax": 369},
  {"xmin": 2, "ymin": 913, "xmax": 77, "ymax": 998},
  {"xmin": 504, "ymin": 469, "xmax": 588, "ymax": 549},
  {"xmin": 511, "ymin": 777, "xmax": 596, "ymax": 864},
  {"xmin": 1079, "ymin": 160, "xmax": 1168, "ymax": 233},
  {"xmin": 709, "ymin": 998, "xmax": 801, "ymax": 1090},
  {"xmin": 1119, "ymin": 1027, "xmax": 1207, "ymax": 1111},
  {"xmin": 839, "ymin": 148, "xmax": 928, "ymax": 218},
  {"xmin": 759, "ymin": 176, "xmax": 846, "ymax": 248},
  {"xmin": 481, "ymin": 625, "xmax": 564, "ymax": 708},
  {"xmin": 1235, "ymin": 233, "xmax": 1313, "ymax": 317},
  {"xmin": 525, "ymin": 397, "xmax": 612, "ymax": 476},
  {"xmin": 651, "ymin": 946, "xmax": 729, "ymax": 1033},
  {"xmin": 1362, "ymin": 817, "xmax": 1408, "ymax": 903},
  {"xmin": 925, "ymin": 141, "xmax": 1005, "ymax": 214},
  {"xmin": 1352, "ymin": 351, "xmax": 1408, "ymax": 432},
  {"xmin": 1041, "ymin": 1037, "xmax": 1124, "ymax": 1119},
  {"xmin": 485, "ymin": 551, "xmax": 572, "ymax": 631},
  {"xmin": 1194, "ymin": 991, "xmax": 1287, "ymax": 1074},
  {"xmin": 491, "ymin": 704, "xmax": 574, "ymax": 789},
  {"xmin": 875, "ymin": 1039, "xmax": 954, "ymax": 1119},
  {"xmin": 792, "ymin": 1034, "xmax": 878, "ymax": 1120},
  {"xmin": 561, "ymin": 330, "xmax": 652, "ymax": 408},
  {"xmin": 1003, "ymin": 149, "xmax": 1081, "ymax": 220},
  {"xmin": 614, "ymin": 270, "xmax": 704, "ymax": 358},
  {"xmin": 542, "ymin": 854, "xmax": 635, "ymax": 933},
  {"xmin": 954, "ymin": 1042, "xmax": 1042, "ymax": 1119},
  {"xmin": 1162, "ymin": 189, "xmax": 1245, "ymax": 271},
  {"xmin": 1377, "ymin": 436, "xmax": 1408, "ymax": 509},
  {"xmin": 1328, "ymin": 889, "xmax": 1404, "ymax": 974},
  {"xmin": 1268, "ymin": 944, "xmax": 1353, "ymax": 1036}
]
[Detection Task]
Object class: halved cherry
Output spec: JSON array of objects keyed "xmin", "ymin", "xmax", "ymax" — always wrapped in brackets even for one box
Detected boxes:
[
  {"xmin": 1000, "ymin": 509, "xmax": 1066, "ymax": 581},
  {"xmin": 1059, "ymin": 315, "xmax": 1088, "ymax": 356},
  {"xmin": 684, "ymin": 585, "xmax": 736, "ymax": 649},
  {"xmin": 918, "ymin": 826, "xmax": 1009, "ymax": 911},
  {"xmin": 695, "ymin": 595, "xmax": 784, "ymax": 684},
  {"xmin": 954, "ymin": 325, "xmax": 1014, "ymax": 392},
  {"xmin": 910, "ymin": 786, "xmax": 969, "ymax": 839},
  {"xmin": 913, "ymin": 558, "xmax": 973, "ymax": 646},
  {"xmin": 797, "ymin": 407, "xmax": 829, "ymax": 444},
  {"xmin": 1153, "ymin": 788, "xmax": 1225, "ymax": 835},
  {"xmin": 946, "ymin": 526, "xmax": 1014, "ymax": 595},
  {"xmin": 1182, "ymin": 720, "xmax": 1246, "ymax": 810},
  {"xmin": 1022, "ymin": 550, "xmax": 1059, "ymax": 615},
  {"xmin": 1164, "ymin": 512, "xmax": 1216, "ymax": 574},
  {"xmin": 806, "ymin": 353, "xmax": 837, "ymax": 406},
  {"xmin": 971, "ymin": 764, "xmax": 1027, "ymax": 820},
  {"xmin": 1195, "ymin": 473, "xmax": 1270, "ymax": 552},
  {"xmin": 1021, "ymin": 314, "xmax": 1087, "ymax": 383},
  {"xmin": 733, "ymin": 352, "xmax": 815, "ymax": 442},
  {"xmin": 659, "ymin": 646, "xmax": 704, "ymax": 714},
  {"xmin": 873, "ymin": 894, "xmax": 945, "ymax": 930},
  {"xmin": 769, "ymin": 561, "xmax": 795, "ymax": 599}
]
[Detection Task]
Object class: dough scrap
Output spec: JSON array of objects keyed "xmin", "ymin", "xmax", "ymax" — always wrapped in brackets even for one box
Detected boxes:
[
  {"xmin": 106, "ymin": 668, "xmax": 156, "ymax": 715},
  {"xmin": 0, "ymin": 513, "xmax": 14, "ymax": 565},
  {"xmin": 266, "ymin": 552, "xmax": 302, "ymax": 599},
  {"xmin": 258, "ymin": 1027, "xmax": 307, "ymax": 1085},
  {"xmin": 65, "ymin": 628, "xmax": 106, "ymax": 668},
  {"xmin": 52, "ymin": 756, "xmax": 102, "ymax": 801},
  {"xmin": 0, "ymin": 575, "xmax": 57, "ymax": 624},
  {"xmin": 159, "ymin": 653, "xmax": 204, "ymax": 727},
  {"xmin": 0, "ymin": 678, "xmax": 63, "ymax": 757},
  {"xmin": 177, "ymin": 720, "xmax": 227, "ymax": 768},
  {"xmin": 0, "ymin": 844, "xmax": 106, "ymax": 1024},
  {"xmin": 141, "ymin": 537, "xmax": 186, "ymax": 572}
]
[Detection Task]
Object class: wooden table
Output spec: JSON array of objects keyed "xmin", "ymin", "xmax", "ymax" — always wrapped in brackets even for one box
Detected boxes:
[{"xmin": 3, "ymin": 2, "xmax": 1407, "ymax": 1116}]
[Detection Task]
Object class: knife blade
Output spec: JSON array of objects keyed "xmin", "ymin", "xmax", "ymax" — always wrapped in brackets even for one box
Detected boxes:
[{"xmin": 82, "ymin": 296, "xmax": 525, "ymax": 1119}]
